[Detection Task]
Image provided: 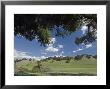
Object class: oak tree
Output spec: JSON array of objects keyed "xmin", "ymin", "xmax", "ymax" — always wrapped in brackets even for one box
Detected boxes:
[{"xmin": 14, "ymin": 14, "xmax": 97, "ymax": 46}]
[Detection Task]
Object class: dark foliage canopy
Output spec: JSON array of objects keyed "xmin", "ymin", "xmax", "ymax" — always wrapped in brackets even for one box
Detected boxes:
[{"xmin": 14, "ymin": 14, "xmax": 97, "ymax": 46}]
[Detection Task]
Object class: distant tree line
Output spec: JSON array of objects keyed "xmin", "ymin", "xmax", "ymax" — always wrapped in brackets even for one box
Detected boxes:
[
  {"xmin": 41, "ymin": 54, "xmax": 97, "ymax": 62},
  {"xmin": 74, "ymin": 54, "xmax": 97, "ymax": 61},
  {"xmin": 14, "ymin": 58, "xmax": 35, "ymax": 63},
  {"xmin": 14, "ymin": 54, "xmax": 97, "ymax": 63}
]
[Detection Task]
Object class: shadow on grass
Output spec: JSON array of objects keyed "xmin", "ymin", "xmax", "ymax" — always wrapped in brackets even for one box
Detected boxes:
[
  {"xmin": 14, "ymin": 72, "xmax": 96, "ymax": 76},
  {"xmin": 14, "ymin": 72, "xmax": 37, "ymax": 76},
  {"xmin": 47, "ymin": 72, "xmax": 96, "ymax": 76}
]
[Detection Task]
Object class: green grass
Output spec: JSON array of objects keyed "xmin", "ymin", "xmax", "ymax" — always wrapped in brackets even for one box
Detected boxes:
[{"xmin": 14, "ymin": 58, "xmax": 97, "ymax": 76}]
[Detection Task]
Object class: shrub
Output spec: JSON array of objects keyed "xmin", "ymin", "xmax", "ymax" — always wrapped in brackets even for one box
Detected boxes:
[
  {"xmin": 32, "ymin": 65, "xmax": 51, "ymax": 73},
  {"xmin": 15, "ymin": 67, "xmax": 29, "ymax": 76},
  {"xmin": 32, "ymin": 66, "xmax": 41, "ymax": 73},
  {"xmin": 74, "ymin": 55, "xmax": 82, "ymax": 61},
  {"xmin": 65, "ymin": 60, "xmax": 70, "ymax": 63}
]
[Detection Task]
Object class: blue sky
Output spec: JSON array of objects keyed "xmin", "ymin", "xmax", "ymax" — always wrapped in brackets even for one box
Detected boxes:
[{"xmin": 14, "ymin": 26, "xmax": 97, "ymax": 59}]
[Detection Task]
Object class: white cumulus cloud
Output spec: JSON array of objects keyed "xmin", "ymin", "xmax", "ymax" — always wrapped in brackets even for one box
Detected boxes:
[
  {"xmin": 81, "ymin": 25, "xmax": 88, "ymax": 34},
  {"xmin": 40, "ymin": 56, "xmax": 47, "ymax": 59},
  {"xmin": 73, "ymin": 51, "xmax": 77, "ymax": 53},
  {"xmin": 73, "ymin": 48, "xmax": 83, "ymax": 53},
  {"xmin": 14, "ymin": 49, "xmax": 31, "ymax": 59},
  {"xmin": 58, "ymin": 45, "xmax": 63, "ymax": 48},
  {"xmin": 45, "ymin": 38, "xmax": 64, "ymax": 53},
  {"xmin": 59, "ymin": 51, "xmax": 64, "ymax": 56},
  {"xmin": 61, "ymin": 51, "xmax": 64, "ymax": 54},
  {"xmin": 85, "ymin": 44, "xmax": 92, "ymax": 48},
  {"xmin": 14, "ymin": 49, "xmax": 49, "ymax": 60},
  {"xmin": 14, "ymin": 49, "xmax": 39, "ymax": 59},
  {"xmin": 73, "ymin": 43, "xmax": 93, "ymax": 53},
  {"xmin": 49, "ymin": 37, "xmax": 56, "ymax": 44},
  {"xmin": 45, "ymin": 38, "xmax": 59, "ymax": 52},
  {"xmin": 78, "ymin": 48, "xmax": 83, "ymax": 51},
  {"xmin": 45, "ymin": 46, "xmax": 59, "ymax": 52}
]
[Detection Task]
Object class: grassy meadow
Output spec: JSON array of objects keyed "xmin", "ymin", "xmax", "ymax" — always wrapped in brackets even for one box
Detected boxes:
[{"xmin": 14, "ymin": 57, "xmax": 97, "ymax": 76}]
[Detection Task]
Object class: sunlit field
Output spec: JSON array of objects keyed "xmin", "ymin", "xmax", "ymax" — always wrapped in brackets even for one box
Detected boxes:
[{"xmin": 14, "ymin": 57, "xmax": 97, "ymax": 76}]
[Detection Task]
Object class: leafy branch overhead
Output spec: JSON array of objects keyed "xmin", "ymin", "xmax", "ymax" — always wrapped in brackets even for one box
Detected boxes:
[{"xmin": 14, "ymin": 14, "xmax": 97, "ymax": 46}]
